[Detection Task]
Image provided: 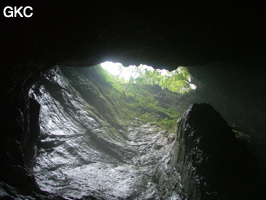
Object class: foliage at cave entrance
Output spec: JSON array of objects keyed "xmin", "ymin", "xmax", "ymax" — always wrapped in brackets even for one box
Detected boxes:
[
  {"xmin": 92, "ymin": 64, "xmax": 195, "ymax": 131},
  {"xmin": 101, "ymin": 63, "xmax": 196, "ymax": 94}
]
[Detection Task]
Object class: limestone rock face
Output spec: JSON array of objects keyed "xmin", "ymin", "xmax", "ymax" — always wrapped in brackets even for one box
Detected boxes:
[
  {"xmin": 30, "ymin": 66, "xmax": 182, "ymax": 199},
  {"xmin": 175, "ymin": 103, "xmax": 259, "ymax": 200},
  {"xmin": 0, "ymin": 65, "xmax": 262, "ymax": 199}
]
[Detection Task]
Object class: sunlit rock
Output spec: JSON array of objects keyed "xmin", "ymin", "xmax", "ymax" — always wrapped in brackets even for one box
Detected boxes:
[{"xmin": 31, "ymin": 66, "xmax": 184, "ymax": 199}]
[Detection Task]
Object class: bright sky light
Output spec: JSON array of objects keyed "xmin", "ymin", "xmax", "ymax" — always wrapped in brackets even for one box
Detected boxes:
[
  {"xmin": 100, "ymin": 61, "xmax": 196, "ymax": 90},
  {"xmin": 100, "ymin": 61, "xmax": 123, "ymax": 76},
  {"xmin": 100, "ymin": 61, "xmax": 155, "ymax": 80}
]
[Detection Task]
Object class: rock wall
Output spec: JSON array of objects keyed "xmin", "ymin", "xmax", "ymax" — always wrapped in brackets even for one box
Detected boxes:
[
  {"xmin": 31, "ymin": 66, "xmax": 183, "ymax": 199},
  {"xmin": 188, "ymin": 65, "xmax": 266, "ymax": 180},
  {"xmin": 1, "ymin": 65, "xmax": 264, "ymax": 199},
  {"xmin": 175, "ymin": 103, "xmax": 260, "ymax": 199}
]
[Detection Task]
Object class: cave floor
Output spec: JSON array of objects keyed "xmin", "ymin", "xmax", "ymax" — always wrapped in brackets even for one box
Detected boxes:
[{"xmin": 34, "ymin": 120, "xmax": 180, "ymax": 200}]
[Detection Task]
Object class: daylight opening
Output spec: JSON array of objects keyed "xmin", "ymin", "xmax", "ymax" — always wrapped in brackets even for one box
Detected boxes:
[
  {"xmin": 32, "ymin": 63, "xmax": 198, "ymax": 199},
  {"xmin": 92, "ymin": 61, "xmax": 198, "ymax": 130},
  {"xmin": 100, "ymin": 61, "xmax": 197, "ymax": 93}
]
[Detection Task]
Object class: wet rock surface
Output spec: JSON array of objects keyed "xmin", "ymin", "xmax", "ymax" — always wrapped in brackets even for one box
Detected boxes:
[
  {"xmin": 6, "ymin": 67, "xmax": 258, "ymax": 199},
  {"xmin": 31, "ymin": 67, "xmax": 183, "ymax": 199}
]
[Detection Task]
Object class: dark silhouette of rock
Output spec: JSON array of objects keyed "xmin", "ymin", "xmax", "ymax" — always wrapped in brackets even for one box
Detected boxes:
[{"xmin": 175, "ymin": 103, "xmax": 260, "ymax": 199}]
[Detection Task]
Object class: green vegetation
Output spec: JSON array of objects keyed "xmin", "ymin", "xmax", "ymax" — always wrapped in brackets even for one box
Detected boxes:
[
  {"xmin": 133, "ymin": 66, "xmax": 194, "ymax": 94},
  {"xmin": 100, "ymin": 63, "xmax": 195, "ymax": 94},
  {"xmin": 91, "ymin": 64, "xmax": 194, "ymax": 131},
  {"xmin": 231, "ymin": 123, "xmax": 251, "ymax": 144}
]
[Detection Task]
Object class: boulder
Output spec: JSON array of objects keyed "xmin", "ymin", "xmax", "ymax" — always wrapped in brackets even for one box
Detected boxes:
[{"xmin": 175, "ymin": 103, "xmax": 259, "ymax": 199}]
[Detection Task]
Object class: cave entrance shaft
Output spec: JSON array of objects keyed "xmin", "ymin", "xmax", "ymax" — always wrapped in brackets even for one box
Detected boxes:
[{"xmin": 31, "ymin": 65, "xmax": 191, "ymax": 199}]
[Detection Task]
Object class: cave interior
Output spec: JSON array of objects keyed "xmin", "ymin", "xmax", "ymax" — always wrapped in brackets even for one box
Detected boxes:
[{"xmin": 0, "ymin": 1, "xmax": 266, "ymax": 199}]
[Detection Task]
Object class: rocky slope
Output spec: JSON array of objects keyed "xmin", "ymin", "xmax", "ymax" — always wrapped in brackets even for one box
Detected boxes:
[
  {"xmin": 30, "ymin": 67, "xmax": 183, "ymax": 199},
  {"xmin": 1, "ymin": 66, "xmax": 261, "ymax": 199}
]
